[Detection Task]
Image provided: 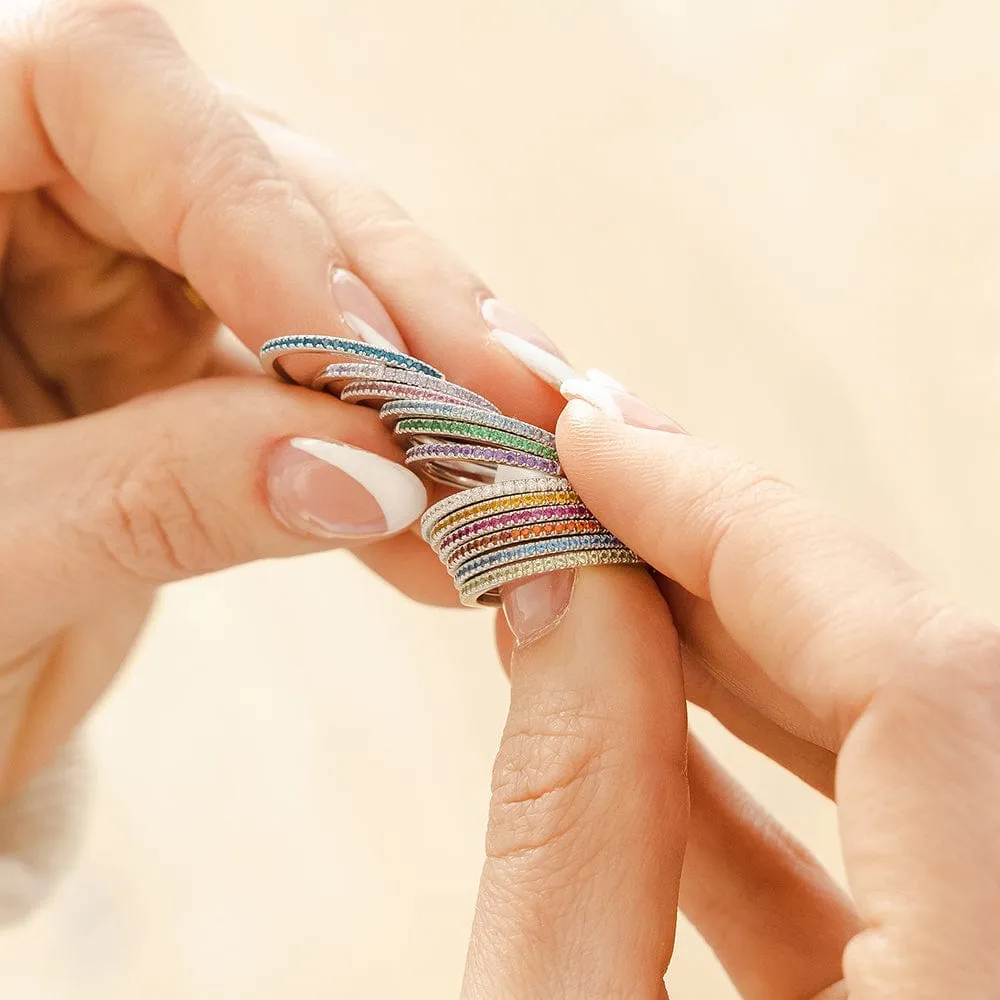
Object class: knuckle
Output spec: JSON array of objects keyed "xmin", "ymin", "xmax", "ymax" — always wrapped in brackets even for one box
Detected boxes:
[
  {"xmin": 89, "ymin": 442, "xmax": 229, "ymax": 583},
  {"xmin": 680, "ymin": 454, "xmax": 800, "ymax": 585},
  {"xmin": 850, "ymin": 604, "xmax": 1000, "ymax": 759},
  {"xmin": 487, "ymin": 698, "xmax": 619, "ymax": 869},
  {"xmin": 174, "ymin": 132, "xmax": 308, "ymax": 250}
]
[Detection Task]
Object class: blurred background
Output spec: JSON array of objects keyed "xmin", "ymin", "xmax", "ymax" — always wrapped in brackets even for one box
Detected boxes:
[{"xmin": 3, "ymin": 0, "xmax": 1000, "ymax": 996}]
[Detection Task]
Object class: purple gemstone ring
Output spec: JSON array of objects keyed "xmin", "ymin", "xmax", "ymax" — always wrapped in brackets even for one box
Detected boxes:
[{"xmin": 404, "ymin": 441, "xmax": 562, "ymax": 489}]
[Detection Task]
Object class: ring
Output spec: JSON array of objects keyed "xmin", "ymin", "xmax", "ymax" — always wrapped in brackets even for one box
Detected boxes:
[
  {"xmin": 452, "ymin": 532, "xmax": 628, "ymax": 586},
  {"xmin": 434, "ymin": 501, "xmax": 593, "ymax": 558},
  {"xmin": 443, "ymin": 517, "xmax": 606, "ymax": 574},
  {"xmin": 379, "ymin": 400, "xmax": 555, "ymax": 449},
  {"xmin": 336, "ymin": 372, "xmax": 497, "ymax": 412},
  {"xmin": 393, "ymin": 418, "xmax": 558, "ymax": 461},
  {"xmin": 405, "ymin": 442, "xmax": 561, "ymax": 487},
  {"xmin": 260, "ymin": 334, "xmax": 443, "ymax": 384},
  {"xmin": 457, "ymin": 548, "xmax": 643, "ymax": 608},
  {"xmin": 421, "ymin": 477, "xmax": 571, "ymax": 542}
]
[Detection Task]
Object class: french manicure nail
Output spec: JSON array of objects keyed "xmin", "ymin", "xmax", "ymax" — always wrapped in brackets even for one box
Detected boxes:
[
  {"xmin": 561, "ymin": 381, "xmax": 686, "ymax": 432},
  {"xmin": 559, "ymin": 377, "xmax": 624, "ymax": 422},
  {"xmin": 480, "ymin": 297, "xmax": 577, "ymax": 388},
  {"xmin": 584, "ymin": 368, "xmax": 629, "ymax": 392},
  {"xmin": 501, "ymin": 569, "xmax": 576, "ymax": 646},
  {"xmin": 330, "ymin": 267, "xmax": 407, "ymax": 351},
  {"xmin": 268, "ymin": 437, "xmax": 427, "ymax": 539}
]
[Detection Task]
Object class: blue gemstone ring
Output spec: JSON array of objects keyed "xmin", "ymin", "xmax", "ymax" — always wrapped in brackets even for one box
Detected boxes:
[{"xmin": 260, "ymin": 335, "xmax": 443, "ymax": 384}]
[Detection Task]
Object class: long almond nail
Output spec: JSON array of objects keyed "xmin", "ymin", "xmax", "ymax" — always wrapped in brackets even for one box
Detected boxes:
[
  {"xmin": 561, "ymin": 379, "xmax": 686, "ymax": 432},
  {"xmin": 481, "ymin": 297, "xmax": 576, "ymax": 388},
  {"xmin": 501, "ymin": 569, "xmax": 576, "ymax": 646},
  {"xmin": 330, "ymin": 267, "xmax": 407, "ymax": 351},
  {"xmin": 268, "ymin": 437, "xmax": 426, "ymax": 540}
]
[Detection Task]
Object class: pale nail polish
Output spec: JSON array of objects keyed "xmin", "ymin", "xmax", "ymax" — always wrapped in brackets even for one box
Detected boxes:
[
  {"xmin": 561, "ymin": 380, "xmax": 686, "ymax": 433},
  {"xmin": 268, "ymin": 437, "xmax": 426, "ymax": 539},
  {"xmin": 330, "ymin": 267, "xmax": 407, "ymax": 351},
  {"xmin": 501, "ymin": 569, "xmax": 576, "ymax": 646},
  {"xmin": 559, "ymin": 377, "xmax": 624, "ymax": 422},
  {"xmin": 584, "ymin": 368, "xmax": 629, "ymax": 392},
  {"xmin": 488, "ymin": 329, "xmax": 577, "ymax": 388},
  {"xmin": 480, "ymin": 297, "xmax": 577, "ymax": 389}
]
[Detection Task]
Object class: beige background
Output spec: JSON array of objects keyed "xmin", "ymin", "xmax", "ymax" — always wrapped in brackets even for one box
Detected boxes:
[{"xmin": 4, "ymin": 1, "xmax": 1000, "ymax": 997}]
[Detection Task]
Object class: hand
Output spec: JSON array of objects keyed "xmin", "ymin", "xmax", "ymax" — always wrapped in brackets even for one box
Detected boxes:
[
  {"xmin": 462, "ymin": 389, "xmax": 1000, "ymax": 998},
  {"xmin": 0, "ymin": 0, "xmax": 566, "ymax": 910}
]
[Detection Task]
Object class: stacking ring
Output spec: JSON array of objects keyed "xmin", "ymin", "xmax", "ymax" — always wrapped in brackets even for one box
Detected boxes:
[
  {"xmin": 260, "ymin": 334, "xmax": 443, "ymax": 384},
  {"xmin": 333, "ymin": 371, "xmax": 497, "ymax": 412},
  {"xmin": 458, "ymin": 548, "xmax": 643, "ymax": 607},
  {"xmin": 421, "ymin": 477, "xmax": 573, "ymax": 542},
  {"xmin": 405, "ymin": 442, "xmax": 561, "ymax": 487}
]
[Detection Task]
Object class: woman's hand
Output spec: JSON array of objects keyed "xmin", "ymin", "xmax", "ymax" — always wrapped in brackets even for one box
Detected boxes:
[
  {"xmin": 0, "ymin": 0, "xmax": 568, "ymax": 907},
  {"xmin": 463, "ymin": 386, "xmax": 1000, "ymax": 998}
]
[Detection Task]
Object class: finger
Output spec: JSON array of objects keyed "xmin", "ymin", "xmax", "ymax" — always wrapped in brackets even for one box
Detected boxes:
[
  {"xmin": 248, "ymin": 115, "xmax": 568, "ymax": 432},
  {"xmin": 683, "ymin": 653, "xmax": 836, "ymax": 797},
  {"xmin": 664, "ymin": 576, "xmax": 835, "ymax": 753},
  {"xmin": 681, "ymin": 738, "xmax": 858, "ymax": 1000},
  {"xmin": 0, "ymin": 378, "xmax": 427, "ymax": 785},
  {"xmin": 557, "ymin": 401, "xmax": 962, "ymax": 746},
  {"xmin": 0, "ymin": 738, "xmax": 86, "ymax": 924},
  {"xmin": 463, "ymin": 567, "xmax": 686, "ymax": 999},
  {"xmin": 0, "ymin": 377, "xmax": 426, "ymax": 655},
  {"xmin": 2, "ymin": 1, "xmax": 363, "ymax": 354}
]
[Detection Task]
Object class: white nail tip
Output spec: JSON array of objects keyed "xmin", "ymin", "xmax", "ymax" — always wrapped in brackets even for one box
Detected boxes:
[
  {"xmin": 488, "ymin": 329, "xmax": 577, "ymax": 388},
  {"xmin": 343, "ymin": 311, "xmax": 400, "ymax": 352},
  {"xmin": 289, "ymin": 437, "xmax": 427, "ymax": 533},
  {"xmin": 585, "ymin": 368, "xmax": 629, "ymax": 392},
  {"xmin": 559, "ymin": 377, "xmax": 624, "ymax": 422}
]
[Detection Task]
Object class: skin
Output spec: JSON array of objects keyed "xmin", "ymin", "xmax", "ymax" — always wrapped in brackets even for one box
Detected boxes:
[{"xmin": 2, "ymin": 2, "xmax": 997, "ymax": 997}]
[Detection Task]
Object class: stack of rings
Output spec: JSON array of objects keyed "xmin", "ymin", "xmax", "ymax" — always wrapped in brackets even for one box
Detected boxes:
[{"xmin": 260, "ymin": 334, "xmax": 642, "ymax": 606}]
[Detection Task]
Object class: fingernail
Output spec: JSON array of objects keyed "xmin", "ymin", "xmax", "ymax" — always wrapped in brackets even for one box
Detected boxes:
[
  {"xmin": 561, "ymin": 378, "xmax": 686, "ymax": 432},
  {"xmin": 501, "ymin": 569, "xmax": 576, "ymax": 646},
  {"xmin": 480, "ymin": 296, "xmax": 576, "ymax": 388},
  {"xmin": 330, "ymin": 267, "xmax": 407, "ymax": 351},
  {"xmin": 584, "ymin": 368, "xmax": 629, "ymax": 391},
  {"xmin": 268, "ymin": 437, "xmax": 426, "ymax": 539}
]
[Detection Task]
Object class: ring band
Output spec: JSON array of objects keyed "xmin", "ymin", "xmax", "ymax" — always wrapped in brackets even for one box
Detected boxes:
[
  {"xmin": 393, "ymin": 418, "xmax": 558, "ymax": 461},
  {"xmin": 458, "ymin": 548, "xmax": 643, "ymax": 608},
  {"xmin": 405, "ymin": 442, "xmax": 561, "ymax": 485},
  {"xmin": 452, "ymin": 532, "xmax": 628, "ymax": 585},
  {"xmin": 260, "ymin": 334, "xmax": 443, "ymax": 384},
  {"xmin": 444, "ymin": 517, "xmax": 605, "ymax": 573},
  {"xmin": 421, "ymin": 477, "xmax": 571, "ymax": 541},
  {"xmin": 379, "ymin": 399, "xmax": 556, "ymax": 448},
  {"xmin": 435, "ymin": 502, "xmax": 593, "ymax": 557}
]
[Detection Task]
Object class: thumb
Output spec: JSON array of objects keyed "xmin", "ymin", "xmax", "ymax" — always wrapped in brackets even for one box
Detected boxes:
[
  {"xmin": 0, "ymin": 376, "xmax": 427, "ymax": 662},
  {"xmin": 463, "ymin": 566, "xmax": 687, "ymax": 999}
]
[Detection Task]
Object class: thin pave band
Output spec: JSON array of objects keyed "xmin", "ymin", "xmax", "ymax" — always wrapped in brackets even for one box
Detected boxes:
[
  {"xmin": 380, "ymin": 400, "xmax": 556, "ymax": 448},
  {"xmin": 458, "ymin": 548, "xmax": 643, "ymax": 608},
  {"xmin": 406, "ymin": 443, "xmax": 562, "ymax": 481},
  {"xmin": 340, "ymin": 377, "xmax": 497, "ymax": 412},
  {"xmin": 435, "ymin": 503, "xmax": 593, "ymax": 557},
  {"xmin": 444, "ymin": 518, "xmax": 606, "ymax": 573},
  {"xmin": 260, "ymin": 335, "xmax": 443, "ymax": 381},
  {"xmin": 394, "ymin": 418, "xmax": 559, "ymax": 461},
  {"xmin": 453, "ymin": 533, "xmax": 628, "ymax": 585},
  {"xmin": 421, "ymin": 478, "xmax": 571, "ymax": 541}
]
